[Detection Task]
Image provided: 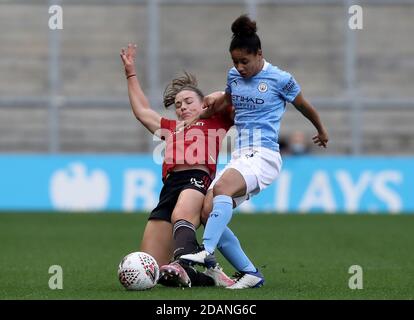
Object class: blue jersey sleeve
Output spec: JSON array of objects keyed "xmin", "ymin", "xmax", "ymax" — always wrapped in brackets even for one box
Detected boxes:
[
  {"xmin": 225, "ymin": 82, "xmax": 231, "ymax": 95},
  {"xmin": 277, "ymin": 71, "xmax": 301, "ymax": 103},
  {"xmin": 225, "ymin": 68, "xmax": 237, "ymax": 95}
]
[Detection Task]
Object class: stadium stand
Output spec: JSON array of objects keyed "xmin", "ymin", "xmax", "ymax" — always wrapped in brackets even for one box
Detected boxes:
[{"xmin": 0, "ymin": 3, "xmax": 413, "ymax": 154}]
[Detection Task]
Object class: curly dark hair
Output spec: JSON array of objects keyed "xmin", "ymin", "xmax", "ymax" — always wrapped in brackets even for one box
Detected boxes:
[
  {"xmin": 230, "ymin": 14, "xmax": 261, "ymax": 54},
  {"xmin": 163, "ymin": 72, "xmax": 204, "ymax": 108}
]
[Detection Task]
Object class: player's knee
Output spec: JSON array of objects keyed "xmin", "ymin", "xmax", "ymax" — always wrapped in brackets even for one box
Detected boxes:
[
  {"xmin": 212, "ymin": 179, "xmax": 232, "ymax": 196},
  {"xmin": 171, "ymin": 210, "xmax": 200, "ymax": 227}
]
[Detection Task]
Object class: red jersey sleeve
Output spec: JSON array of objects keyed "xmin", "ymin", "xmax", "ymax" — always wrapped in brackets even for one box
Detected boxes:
[
  {"xmin": 160, "ymin": 117, "xmax": 177, "ymax": 140},
  {"xmin": 160, "ymin": 117, "xmax": 176, "ymax": 131}
]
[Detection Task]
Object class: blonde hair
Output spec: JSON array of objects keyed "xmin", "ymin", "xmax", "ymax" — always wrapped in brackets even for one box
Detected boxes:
[{"xmin": 163, "ymin": 72, "xmax": 204, "ymax": 108}]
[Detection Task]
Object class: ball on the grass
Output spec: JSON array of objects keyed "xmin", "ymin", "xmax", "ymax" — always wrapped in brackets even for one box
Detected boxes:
[{"xmin": 118, "ymin": 251, "xmax": 159, "ymax": 290}]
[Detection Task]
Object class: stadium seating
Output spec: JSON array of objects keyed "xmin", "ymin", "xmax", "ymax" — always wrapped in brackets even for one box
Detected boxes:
[{"xmin": 0, "ymin": 3, "xmax": 413, "ymax": 154}]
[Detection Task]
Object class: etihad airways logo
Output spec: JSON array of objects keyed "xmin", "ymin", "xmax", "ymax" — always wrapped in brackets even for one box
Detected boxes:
[{"xmin": 232, "ymin": 95, "xmax": 264, "ymax": 105}]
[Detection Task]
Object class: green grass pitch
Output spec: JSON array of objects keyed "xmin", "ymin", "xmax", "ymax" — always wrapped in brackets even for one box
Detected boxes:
[{"xmin": 0, "ymin": 213, "xmax": 413, "ymax": 299}]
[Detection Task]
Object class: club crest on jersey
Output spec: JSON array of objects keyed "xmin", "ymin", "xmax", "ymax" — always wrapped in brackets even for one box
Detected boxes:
[
  {"xmin": 190, "ymin": 178, "xmax": 205, "ymax": 189},
  {"xmin": 258, "ymin": 82, "xmax": 268, "ymax": 93}
]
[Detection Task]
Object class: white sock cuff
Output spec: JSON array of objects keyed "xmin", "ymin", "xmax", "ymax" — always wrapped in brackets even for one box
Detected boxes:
[{"xmin": 172, "ymin": 219, "xmax": 195, "ymax": 237}]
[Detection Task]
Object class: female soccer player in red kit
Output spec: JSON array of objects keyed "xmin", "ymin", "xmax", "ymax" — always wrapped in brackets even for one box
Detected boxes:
[{"xmin": 120, "ymin": 43, "xmax": 236, "ymax": 287}]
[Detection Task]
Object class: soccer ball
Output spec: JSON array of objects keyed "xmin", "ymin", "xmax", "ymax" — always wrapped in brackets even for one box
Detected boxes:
[{"xmin": 118, "ymin": 252, "xmax": 159, "ymax": 290}]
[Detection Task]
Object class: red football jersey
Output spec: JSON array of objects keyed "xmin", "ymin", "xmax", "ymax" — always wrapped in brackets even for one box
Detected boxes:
[{"xmin": 159, "ymin": 111, "xmax": 233, "ymax": 179}]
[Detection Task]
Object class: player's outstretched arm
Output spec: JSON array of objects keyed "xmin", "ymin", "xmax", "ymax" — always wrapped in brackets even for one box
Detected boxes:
[
  {"xmin": 120, "ymin": 43, "xmax": 161, "ymax": 134},
  {"xmin": 292, "ymin": 92, "xmax": 329, "ymax": 148},
  {"xmin": 200, "ymin": 91, "xmax": 232, "ymax": 119},
  {"xmin": 181, "ymin": 92, "xmax": 232, "ymax": 129}
]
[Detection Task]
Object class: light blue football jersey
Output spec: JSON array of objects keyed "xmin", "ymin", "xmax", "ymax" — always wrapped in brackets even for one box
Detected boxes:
[{"xmin": 225, "ymin": 60, "xmax": 301, "ymax": 152}]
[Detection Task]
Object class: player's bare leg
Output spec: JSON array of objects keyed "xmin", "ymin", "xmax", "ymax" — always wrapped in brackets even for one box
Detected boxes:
[
  {"xmin": 171, "ymin": 188, "xmax": 203, "ymax": 228},
  {"xmin": 140, "ymin": 219, "xmax": 173, "ymax": 267},
  {"xmin": 181, "ymin": 168, "xmax": 246, "ymax": 266},
  {"xmin": 160, "ymin": 188, "xmax": 216, "ymax": 287},
  {"xmin": 201, "ymin": 190, "xmax": 214, "ymax": 225}
]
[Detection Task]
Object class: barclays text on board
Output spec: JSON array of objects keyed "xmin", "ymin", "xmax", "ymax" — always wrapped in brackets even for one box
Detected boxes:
[{"xmin": 0, "ymin": 155, "xmax": 412, "ymax": 213}]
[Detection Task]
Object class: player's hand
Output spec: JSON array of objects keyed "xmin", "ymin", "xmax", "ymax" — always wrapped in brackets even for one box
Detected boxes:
[
  {"xmin": 312, "ymin": 130, "xmax": 329, "ymax": 148},
  {"xmin": 120, "ymin": 43, "xmax": 137, "ymax": 77},
  {"xmin": 202, "ymin": 94, "xmax": 218, "ymax": 111}
]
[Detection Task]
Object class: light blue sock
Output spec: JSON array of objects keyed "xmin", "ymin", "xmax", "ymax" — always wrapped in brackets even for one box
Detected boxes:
[
  {"xmin": 203, "ymin": 195, "xmax": 233, "ymax": 253},
  {"xmin": 218, "ymin": 227, "xmax": 256, "ymax": 273}
]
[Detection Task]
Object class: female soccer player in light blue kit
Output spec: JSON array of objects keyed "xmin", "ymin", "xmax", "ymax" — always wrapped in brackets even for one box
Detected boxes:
[{"xmin": 181, "ymin": 15, "xmax": 329, "ymax": 289}]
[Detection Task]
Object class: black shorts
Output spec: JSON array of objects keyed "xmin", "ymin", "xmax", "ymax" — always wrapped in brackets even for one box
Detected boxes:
[{"xmin": 149, "ymin": 169, "xmax": 212, "ymax": 222}]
